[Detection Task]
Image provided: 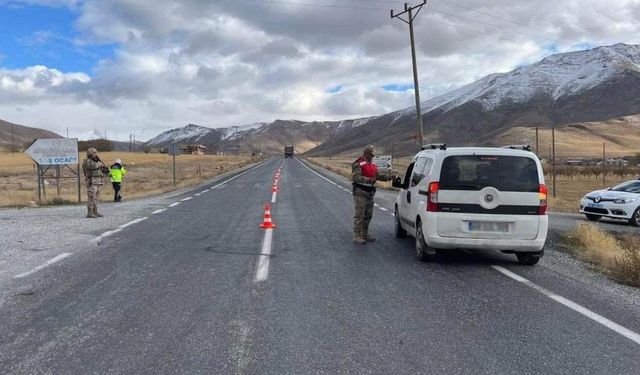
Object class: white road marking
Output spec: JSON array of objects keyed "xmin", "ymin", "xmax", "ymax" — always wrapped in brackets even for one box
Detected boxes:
[
  {"xmin": 169, "ymin": 202, "xmax": 181, "ymax": 207},
  {"xmin": 492, "ymin": 265, "xmax": 640, "ymax": 346},
  {"xmin": 119, "ymin": 217, "xmax": 148, "ymax": 229},
  {"xmin": 180, "ymin": 197, "xmax": 193, "ymax": 202},
  {"xmin": 254, "ymin": 229, "xmax": 273, "ymax": 283},
  {"xmin": 151, "ymin": 208, "xmax": 167, "ymax": 215},
  {"xmin": 271, "ymin": 191, "xmax": 277, "ymax": 204},
  {"xmin": 14, "ymin": 253, "xmax": 73, "ymax": 279},
  {"xmin": 378, "ymin": 207, "xmax": 389, "ymax": 212},
  {"xmin": 91, "ymin": 228, "xmax": 122, "ymax": 243},
  {"xmin": 297, "ymin": 158, "xmax": 340, "ymax": 187},
  {"xmin": 194, "ymin": 193, "xmax": 202, "ymax": 196},
  {"xmin": 201, "ymin": 189, "xmax": 210, "ymax": 193},
  {"xmin": 210, "ymin": 159, "xmax": 272, "ymax": 190}
]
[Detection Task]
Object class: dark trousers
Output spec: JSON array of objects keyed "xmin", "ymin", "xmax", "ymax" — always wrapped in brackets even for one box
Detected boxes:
[{"xmin": 112, "ymin": 182, "xmax": 122, "ymax": 202}]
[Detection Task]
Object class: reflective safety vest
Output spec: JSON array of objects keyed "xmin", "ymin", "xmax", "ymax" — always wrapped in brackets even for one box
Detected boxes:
[
  {"xmin": 356, "ymin": 157, "xmax": 378, "ymax": 179},
  {"xmin": 109, "ymin": 166, "xmax": 127, "ymax": 183}
]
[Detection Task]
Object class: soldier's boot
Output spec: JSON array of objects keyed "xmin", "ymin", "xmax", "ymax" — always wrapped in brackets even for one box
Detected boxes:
[
  {"xmin": 87, "ymin": 207, "xmax": 98, "ymax": 218},
  {"xmin": 93, "ymin": 206, "xmax": 104, "ymax": 218},
  {"xmin": 364, "ymin": 234, "xmax": 377, "ymax": 242},
  {"xmin": 352, "ymin": 228, "xmax": 367, "ymax": 244},
  {"xmin": 352, "ymin": 236, "xmax": 367, "ymax": 244}
]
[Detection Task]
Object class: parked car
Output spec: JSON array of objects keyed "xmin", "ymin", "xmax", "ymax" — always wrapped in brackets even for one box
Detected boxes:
[
  {"xmin": 579, "ymin": 179, "xmax": 640, "ymax": 226},
  {"xmin": 393, "ymin": 145, "xmax": 548, "ymax": 265}
]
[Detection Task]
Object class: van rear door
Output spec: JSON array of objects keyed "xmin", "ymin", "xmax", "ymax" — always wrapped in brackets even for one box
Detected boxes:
[{"xmin": 436, "ymin": 154, "xmax": 542, "ymax": 240}]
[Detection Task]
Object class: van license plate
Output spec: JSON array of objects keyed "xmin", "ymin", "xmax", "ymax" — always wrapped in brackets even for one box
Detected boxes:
[
  {"xmin": 587, "ymin": 203, "xmax": 603, "ymax": 208},
  {"xmin": 468, "ymin": 222, "xmax": 509, "ymax": 232}
]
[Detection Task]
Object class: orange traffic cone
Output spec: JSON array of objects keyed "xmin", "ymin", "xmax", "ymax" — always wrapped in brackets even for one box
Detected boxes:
[
  {"xmin": 260, "ymin": 204, "xmax": 277, "ymax": 229},
  {"xmin": 272, "ymin": 184, "xmax": 279, "ymax": 192}
]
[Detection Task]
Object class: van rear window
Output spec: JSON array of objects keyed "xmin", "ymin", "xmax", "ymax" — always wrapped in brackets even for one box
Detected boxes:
[{"xmin": 439, "ymin": 155, "xmax": 539, "ymax": 192}]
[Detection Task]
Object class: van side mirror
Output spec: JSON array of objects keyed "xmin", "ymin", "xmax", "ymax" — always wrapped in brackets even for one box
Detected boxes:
[{"xmin": 392, "ymin": 177, "xmax": 403, "ymax": 188}]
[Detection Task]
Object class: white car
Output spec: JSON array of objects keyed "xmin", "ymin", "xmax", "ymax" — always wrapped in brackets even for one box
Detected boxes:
[
  {"xmin": 579, "ymin": 179, "xmax": 640, "ymax": 226},
  {"xmin": 393, "ymin": 145, "xmax": 548, "ymax": 265}
]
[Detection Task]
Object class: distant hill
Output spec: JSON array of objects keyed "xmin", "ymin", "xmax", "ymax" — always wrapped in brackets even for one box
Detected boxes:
[
  {"xmin": 0, "ymin": 119, "xmax": 62, "ymax": 152},
  {"xmin": 307, "ymin": 43, "xmax": 640, "ymax": 156},
  {"xmin": 144, "ymin": 118, "xmax": 374, "ymax": 155}
]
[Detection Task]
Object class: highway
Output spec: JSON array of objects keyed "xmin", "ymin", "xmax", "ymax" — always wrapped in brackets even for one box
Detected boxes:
[{"xmin": 1, "ymin": 157, "xmax": 639, "ymax": 374}]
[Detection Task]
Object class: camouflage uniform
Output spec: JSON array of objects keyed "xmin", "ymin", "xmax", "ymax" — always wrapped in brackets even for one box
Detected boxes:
[
  {"xmin": 351, "ymin": 145, "xmax": 394, "ymax": 244},
  {"xmin": 82, "ymin": 148, "xmax": 108, "ymax": 218}
]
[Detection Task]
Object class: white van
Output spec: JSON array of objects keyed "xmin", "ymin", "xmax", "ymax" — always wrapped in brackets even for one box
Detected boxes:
[{"xmin": 393, "ymin": 145, "xmax": 548, "ymax": 265}]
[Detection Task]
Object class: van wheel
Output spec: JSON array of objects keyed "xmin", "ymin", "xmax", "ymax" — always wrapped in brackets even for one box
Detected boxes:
[
  {"xmin": 585, "ymin": 214, "xmax": 601, "ymax": 222},
  {"xmin": 516, "ymin": 252, "xmax": 541, "ymax": 266},
  {"xmin": 629, "ymin": 207, "xmax": 640, "ymax": 227},
  {"xmin": 415, "ymin": 220, "xmax": 434, "ymax": 262},
  {"xmin": 394, "ymin": 207, "xmax": 407, "ymax": 238}
]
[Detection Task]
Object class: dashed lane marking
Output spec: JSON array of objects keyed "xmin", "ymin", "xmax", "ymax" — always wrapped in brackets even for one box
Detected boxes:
[
  {"xmin": 14, "ymin": 253, "xmax": 73, "ymax": 279},
  {"xmin": 492, "ymin": 265, "xmax": 640, "ymax": 346},
  {"xmin": 169, "ymin": 202, "xmax": 181, "ymax": 208},
  {"xmin": 378, "ymin": 207, "xmax": 389, "ymax": 212},
  {"xmin": 254, "ymin": 229, "xmax": 273, "ymax": 283},
  {"xmin": 91, "ymin": 228, "xmax": 122, "ymax": 243},
  {"xmin": 180, "ymin": 197, "xmax": 193, "ymax": 202},
  {"xmin": 151, "ymin": 208, "xmax": 167, "ymax": 215},
  {"xmin": 119, "ymin": 217, "xmax": 148, "ymax": 229},
  {"xmin": 271, "ymin": 191, "xmax": 277, "ymax": 204}
]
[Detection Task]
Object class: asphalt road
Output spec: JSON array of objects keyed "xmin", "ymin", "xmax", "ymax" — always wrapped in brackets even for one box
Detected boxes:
[{"xmin": 1, "ymin": 157, "xmax": 639, "ymax": 374}]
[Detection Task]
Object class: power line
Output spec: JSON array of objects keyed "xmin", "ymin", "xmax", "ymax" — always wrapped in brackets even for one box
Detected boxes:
[{"xmin": 241, "ymin": 0, "xmax": 387, "ymax": 11}]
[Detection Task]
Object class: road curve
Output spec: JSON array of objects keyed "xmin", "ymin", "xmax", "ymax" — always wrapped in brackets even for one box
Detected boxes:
[{"xmin": 1, "ymin": 157, "xmax": 638, "ymax": 374}]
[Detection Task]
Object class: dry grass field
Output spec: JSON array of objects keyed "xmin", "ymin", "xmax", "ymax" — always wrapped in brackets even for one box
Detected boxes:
[
  {"xmin": 0, "ymin": 152, "xmax": 259, "ymax": 207},
  {"xmin": 563, "ymin": 224, "xmax": 640, "ymax": 287},
  {"xmin": 306, "ymin": 157, "xmax": 637, "ymax": 213}
]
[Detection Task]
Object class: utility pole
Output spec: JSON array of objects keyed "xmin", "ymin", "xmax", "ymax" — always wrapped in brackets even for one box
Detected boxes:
[
  {"xmin": 535, "ymin": 127, "xmax": 539, "ymax": 156},
  {"xmin": 602, "ymin": 142, "xmax": 606, "ymax": 187},
  {"xmin": 391, "ymin": 0, "xmax": 428, "ymax": 148},
  {"xmin": 552, "ymin": 126, "xmax": 556, "ymax": 198},
  {"xmin": 129, "ymin": 134, "xmax": 132, "ymax": 153},
  {"xmin": 133, "ymin": 134, "xmax": 136, "ymax": 153},
  {"xmin": 11, "ymin": 123, "xmax": 15, "ymax": 153}
]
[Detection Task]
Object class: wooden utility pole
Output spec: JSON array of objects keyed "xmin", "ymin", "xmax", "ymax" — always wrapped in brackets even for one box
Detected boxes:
[
  {"xmin": 535, "ymin": 127, "xmax": 539, "ymax": 156},
  {"xmin": 602, "ymin": 142, "xmax": 606, "ymax": 187},
  {"xmin": 391, "ymin": 1, "xmax": 428, "ymax": 148},
  {"xmin": 11, "ymin": 123, "xmax": 15, "ymax": 152},
  {"xmin": 552, "ymin": 127, "xmax": 556, "ymax": 198}
]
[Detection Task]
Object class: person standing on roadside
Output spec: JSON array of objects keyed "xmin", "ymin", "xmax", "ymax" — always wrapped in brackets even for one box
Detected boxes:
[
  {"xmin": 351, "ymin": 145, "xmax": 397, "ymax": 244},
  {"xmin": 82, "ymin": 147, "xmax": 109, "ymax": 218},
  {"xmin": 109, "ymin": 159, "xmax": 127, "ymax": 202}
]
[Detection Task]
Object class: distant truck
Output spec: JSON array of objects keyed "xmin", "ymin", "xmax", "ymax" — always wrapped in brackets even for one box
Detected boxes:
[{"xmin": 284, "ymin": 145, "xmax": 294, "ymax": 158}]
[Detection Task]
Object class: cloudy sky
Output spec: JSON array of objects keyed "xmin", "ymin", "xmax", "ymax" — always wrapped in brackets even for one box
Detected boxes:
[{"xmin": 1, "ymin": 0, "xmax": 639, "ymax": 141}]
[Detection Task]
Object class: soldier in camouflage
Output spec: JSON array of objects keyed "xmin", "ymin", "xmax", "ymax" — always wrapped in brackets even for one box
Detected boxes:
[
  {"xmin": 82, "ymin": 147, "xmax": 109, "ymax": 218},
  {"xmin": 351, "ymin": 145, "xmax": 397, "ymax": 244}
]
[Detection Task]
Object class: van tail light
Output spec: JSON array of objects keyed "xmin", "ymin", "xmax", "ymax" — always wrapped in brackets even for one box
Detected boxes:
[
  {"xmin": 538, "ymin": 184, "xmax": 548, "ymax": 215},
  {"xmin": 427, "ymin": 181, "xmax": 439, "ymax": 212}
]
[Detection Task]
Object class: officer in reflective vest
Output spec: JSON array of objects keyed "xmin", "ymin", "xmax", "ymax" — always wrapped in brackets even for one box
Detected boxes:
[
  {"xmin": 351, "ymin": 145, "xmax": 396, "ymax": 244},
  {"xmin": 109, "ymin": 159, "xmax": 127, "ymax": 202}
]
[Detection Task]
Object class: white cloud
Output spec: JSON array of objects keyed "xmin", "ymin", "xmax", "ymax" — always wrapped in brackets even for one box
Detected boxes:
[{"xmin": 1, "ymin": 0, "xmax": 640, "ymax": 141}]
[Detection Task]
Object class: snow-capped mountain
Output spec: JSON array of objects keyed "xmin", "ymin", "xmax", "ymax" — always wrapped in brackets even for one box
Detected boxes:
[
  {"xmin": 144, "ymin": 117, "xmax": 375, "ymax": 154},
  {"xmin": 419, "ymin": 42, "xmax": 640, "ymax": 113},
  {"xmin": 309, "ymin": 43, "xmax": 640, "ymax": 156},
  {"xmin": 145, "ymin": 124, "xmax": 224, "ymax": 148}
]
